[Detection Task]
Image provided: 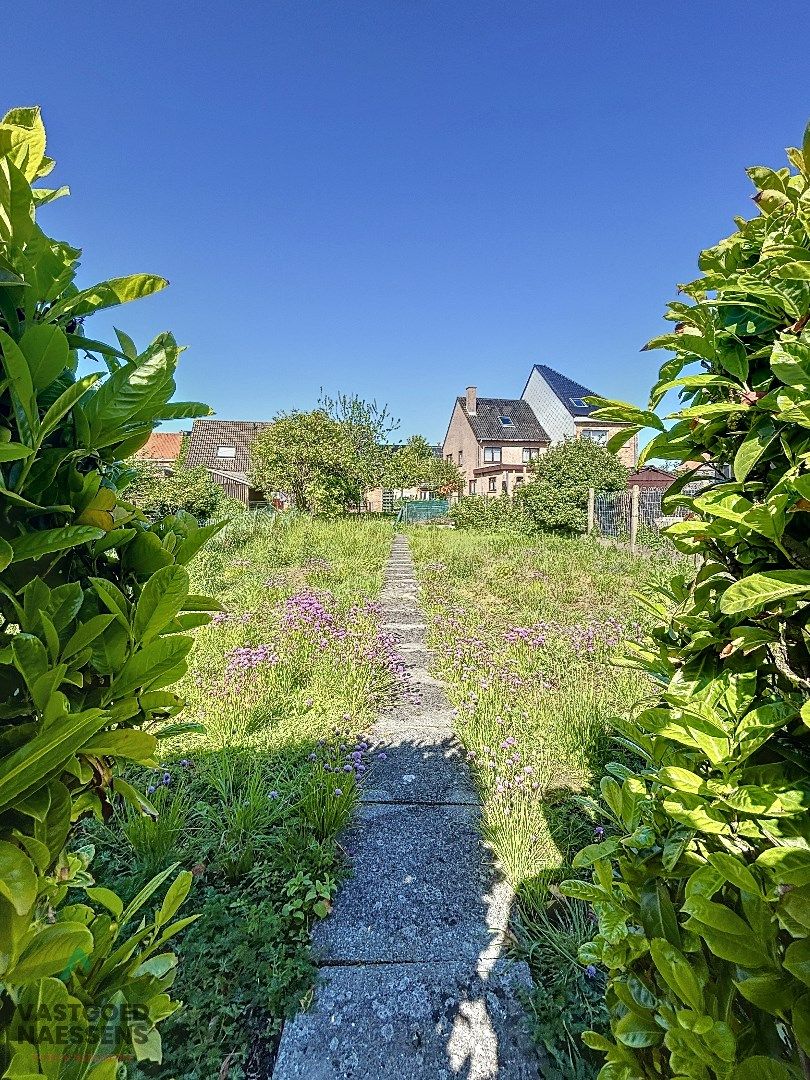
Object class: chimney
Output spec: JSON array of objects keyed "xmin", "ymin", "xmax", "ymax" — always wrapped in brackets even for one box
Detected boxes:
[{"xmin": 465, "ymin": 386, "xmax": 477, "ymax": 415}]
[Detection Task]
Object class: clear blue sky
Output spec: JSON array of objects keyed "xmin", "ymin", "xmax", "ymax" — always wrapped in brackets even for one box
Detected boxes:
[{"xmin": 8, "ymin": 2, "xmax": 810, "ymax": 443}]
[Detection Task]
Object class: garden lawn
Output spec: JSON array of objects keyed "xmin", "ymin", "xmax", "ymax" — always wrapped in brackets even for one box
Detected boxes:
[
  {"xmin": 409, "ymin": 527, "xmax": 677, "ymax": 1078},
  {"xmin": 85, "ymin": 513, "xmax": 395, "ymax": 1080}
]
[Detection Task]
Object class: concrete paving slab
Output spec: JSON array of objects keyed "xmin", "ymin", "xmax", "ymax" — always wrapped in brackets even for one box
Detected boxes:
[
  {"xmin": 272, "ymin": 960, "xmax": 539, "ymax": 1080},
  {"xmin": 362, "ymin": 733, "xmax": 477, "ymax": 805},
  {"xmin": 313, "ymin": 803, "xmax": 511, "ymax": 964}
]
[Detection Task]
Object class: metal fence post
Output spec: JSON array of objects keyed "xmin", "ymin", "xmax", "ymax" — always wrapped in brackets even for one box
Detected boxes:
[
  {"xmin": 630, "ymin": 484, "xmax": 640, "ymax": 552},
  {"xmin": 587, "ymin": 487, "xmax": 595, "ymax": 534}
]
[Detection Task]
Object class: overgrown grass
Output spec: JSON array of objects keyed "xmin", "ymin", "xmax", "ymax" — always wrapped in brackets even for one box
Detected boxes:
[
  {"xmin": 409, "ymin": 526, "xmax": 675, "ymax": 1076},
  {"xmin": 84, "ymin": 513, "xmax": 394, "ymax": 1079}
]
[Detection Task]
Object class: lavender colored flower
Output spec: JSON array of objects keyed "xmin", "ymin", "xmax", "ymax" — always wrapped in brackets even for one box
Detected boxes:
[
  {"xmin": 594, "ymin": 825, "xmax": 605, "ymax": 839},
  {"xmin": 334, "ymin": 788, "xmax": 343, "ymax": 797},
  {"xmin": 584, "ymin": 965, "xmax": 598, "ymax": 979},
  {"xmin": 268, "ymin": 790, "xmax": 280, "ymax": 799}
]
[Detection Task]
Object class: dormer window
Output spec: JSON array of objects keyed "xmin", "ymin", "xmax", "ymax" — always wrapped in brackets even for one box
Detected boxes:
[{"xmin": 216, "ymin": 446, "xmax": 237, "ymax": 458}]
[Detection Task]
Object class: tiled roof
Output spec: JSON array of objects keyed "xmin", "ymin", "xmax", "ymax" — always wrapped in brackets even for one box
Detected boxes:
[
  {"xmin": 135, "ymin": 432, "xmax": 184, "ymax": 462},
  {"xmin": 533, "ymin": 364, "xmax": 596, "ymax": 417},
  {"xmin": 184, "ymin": 419, "xmax": 271, "ymax": 475},
  {"xmin": 457, "ymin": 397, "xmax": 549, "ymax": 442}
]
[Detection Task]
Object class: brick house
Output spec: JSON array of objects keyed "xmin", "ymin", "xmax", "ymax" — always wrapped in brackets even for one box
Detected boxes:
[
  {"xmin": 442, "ymin": 390, "xmax": 550, "ymax": 497},
  {"xmin": 184, "ymin": 419, "xmax": 270, "ymax": 506},
  {"xmin": 442, "ymin": 364, "xmax": 638, "ymax": 498},
  {"xmin": 134, "ymin": 431, "xmax": 185, "ymax": 475}
]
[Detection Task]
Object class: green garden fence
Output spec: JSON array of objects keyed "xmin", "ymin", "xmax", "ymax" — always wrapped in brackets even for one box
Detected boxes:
[{"xmin": 397, "ymin": 498, "xmax": 450, "ymax": 523}]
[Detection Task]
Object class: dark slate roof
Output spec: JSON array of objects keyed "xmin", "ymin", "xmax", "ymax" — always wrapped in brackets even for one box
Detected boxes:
[
  {"xmin": 457, "ymin": 397, "xmax": 549, "ymax": 442},
  {"xmin": 532, "ymin": 364, "xmax": 597, "ymax": 417},
  {"xmin": 184, "ymin": 419, "xmax": 271, "ymax": 475}
]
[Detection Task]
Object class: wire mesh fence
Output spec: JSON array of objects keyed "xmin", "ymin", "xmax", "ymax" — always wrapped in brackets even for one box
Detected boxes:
[{"xmin": 592, "ymin": 486, "xmax": 689, "ymax": 553}]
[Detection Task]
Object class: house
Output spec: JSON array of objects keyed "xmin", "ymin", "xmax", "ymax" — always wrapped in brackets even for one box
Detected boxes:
[
  {"xmin": 442, "ymin": 389, "xmax": 550, "ymax": 497},
  {"xmin": 134, "ymin": 431, "xmax": 185, "ymax": 475},
  {"xmin": 184, "ymin": 419, "xmax": 271, "ymax": 506},
  {"xmin": 521, "ymin": 364, "xmax": 637, "ymax": 467},
  {"xmin": 441, "ymin": 364, "xmax": 638, "ymax": 499}
]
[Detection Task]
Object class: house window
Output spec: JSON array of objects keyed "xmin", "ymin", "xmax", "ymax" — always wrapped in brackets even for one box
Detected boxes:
[
  {"xmin": 446, "ymin": 453, "xmax": 452, "ymax": 463},
  {"xmin": 488, "ymin": 476, "xmax": 497, "ymax": 492},
  {"xmin": 499, "ymin": 415, "xmax": 513, "ymax": 427},
  {"xmin": 216, "ymin": 446, "xmax": 237, "ymax": 458},
  {"xmin": 483, "ymin": 446, "xmax": 502, "ymax": 463},
  {"xmin": 570, "ymin": 397, "xmax": 588, "ymax": 409},
  {"xmin": 468, "ymin": 479, "xmax": 477, "ymax": 495},
  {"xmin": 458, "ymin": 450, "xmax": 463, "ymax": 466},
  {"xmin": 581, "ymin": 429, "xmax": 609, "ymax": 445},
  {"xmin": 515, "ymin": 475, "xmax": 524, "ymax": 485},
  {"xmin": 522, "ymin": 447, "xmax": 541, "ymax": 462}
]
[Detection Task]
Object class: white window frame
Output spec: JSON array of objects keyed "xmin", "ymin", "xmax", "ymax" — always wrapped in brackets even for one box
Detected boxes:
[
  {"xmin": 483, "ymin": 446, "xmax": 502, "ymax": 463},
  {"xmin": 522, "ymin": 447, "xmax": 541, "ymax": 463},
  {"xmin": 580, "ymin": 429, "xmax": 609, "ymax": 445},
  {"xmin": 216, "ymin": 445, "xmax": 237, "ymax": 458}
]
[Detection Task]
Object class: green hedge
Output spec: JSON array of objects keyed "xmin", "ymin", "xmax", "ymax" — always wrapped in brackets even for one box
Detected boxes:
[
  {"xmin": 562, "ymin": 126, "xmax": 810, "ymax": 1076},
  {"xmin": 0, "ymin": 107, "xmax": 220, "ymax": 1075}
]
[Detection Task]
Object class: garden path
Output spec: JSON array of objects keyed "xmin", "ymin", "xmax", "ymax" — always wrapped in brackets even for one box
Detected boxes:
[{"xmin": 271, "ymin": 535, "xmax": 539, "ymax": 1079}]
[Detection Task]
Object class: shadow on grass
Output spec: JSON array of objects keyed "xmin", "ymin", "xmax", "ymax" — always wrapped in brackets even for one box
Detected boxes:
[{"xmin": 80, "ymin": 734, "xmax": 363, "ymax": 1080}]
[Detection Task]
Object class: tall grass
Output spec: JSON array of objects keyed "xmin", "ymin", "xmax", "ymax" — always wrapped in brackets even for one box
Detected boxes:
[
  {"xmin": 85, "ymin": 513, "xmax": 395, "ymax": 1079},
  {"xmin": 409, "ymin": 527, "xmax": 675, "ymax": 1075}
]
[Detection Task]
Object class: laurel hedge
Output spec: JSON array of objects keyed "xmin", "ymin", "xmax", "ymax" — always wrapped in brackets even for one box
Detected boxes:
[
  {"xmin": 562, "ymin": 126, "xmax": 810, "ymax": 1077},
  {"xmin": 0, "ymin": 106, "xmax": 221, "ymax": 1076}
]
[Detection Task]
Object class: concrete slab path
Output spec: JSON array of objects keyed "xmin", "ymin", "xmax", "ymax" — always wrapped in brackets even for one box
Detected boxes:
[{"xmin": 271, "ymin": 535, "xmax": 539, "ymax": 1079}]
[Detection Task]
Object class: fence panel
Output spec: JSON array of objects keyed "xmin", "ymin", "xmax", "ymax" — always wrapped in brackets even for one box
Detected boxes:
[
  {"xmin": 399, "ymin": 498, "xmax": 449, "ymax": 523},
  {"xmin": 593, "ymin": 486, "xmax": 688, "ymax": 551}
]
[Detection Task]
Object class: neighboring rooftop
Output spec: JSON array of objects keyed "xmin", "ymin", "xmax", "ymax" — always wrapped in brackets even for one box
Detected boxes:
[
  {"xmin": 457, "ymin": 397, "xmax": 549, "ymax": 443},
  {"xmin": 529, "ymin": 364, "xmax": 597, "ymax": 417},
  {"xmin": 184, "ymin": 419, "xmax": 271, "ymax": 474},
  {"xmin": 135, "ymin": 432, "xmax": 184, "ymax": 463}
]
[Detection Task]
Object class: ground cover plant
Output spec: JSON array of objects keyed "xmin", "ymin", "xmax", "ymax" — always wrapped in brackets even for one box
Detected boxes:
[
  {"xmin": 0, "ymin": 105, "xmax": 218, "ymax": 1077},
  {"xmin": 409, "ymin": 527, "xmax": 675, "ymax": 1076},
  {"xmin": 560, "ymin": 126, "xmax": 810, "ymax": 1077},
  {"xmin": 85, "ymin": 513, "xmax": 396, "ymax": 1079}
]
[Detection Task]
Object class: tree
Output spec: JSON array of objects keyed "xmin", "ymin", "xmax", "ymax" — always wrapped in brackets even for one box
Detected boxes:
[
  {"xmin": 562, "ymin": 124, "xmax": 810, "ymax": 1077},
  {"xmin": 126, "ymin": 461, "xmax": 236, "ymax": 519},
  {"xmin": 0, "ymin": 106, "xmax": 219, "ymax": 1072},
  {"xmin": 514, "ymin": 436, "xmax": 627, "ymax": 532},
  {"xmin": 251, "ymin": 394, "xmax": 404, "ymax": 512},
  {"xmin": 249, "ymin": 410, "xmax": 355, "ymax": 511},
  {"xmin": 384, "ymin": 435, "xmax": 462, "ymax": 497}
]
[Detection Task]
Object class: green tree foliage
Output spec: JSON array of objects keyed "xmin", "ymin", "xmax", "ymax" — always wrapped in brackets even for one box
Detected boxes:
[
  {"xmin": 0, "ymin": 107, "xmax": 221, "ymax": 1075},
  {"xmin": 126, "ymin": 462, "xmax": 240, "ymax": 520},
  {"xmin": 250, "ymin": 410, "xmax": 355, "ymax": 511},
  {"xmin": 384, "ymin": 436, "xmax": 462, "ymax": 496},
  {"xmin": 250, "ymin": 394, "xmax": 403, "ymax": 512},
  {"xmin": 562, "ymin": 125, "xmax": 810, "ymax": 1077},
  {"xmin": 515, "ymin": 437, "xmax": 627, "ymax": 533}
]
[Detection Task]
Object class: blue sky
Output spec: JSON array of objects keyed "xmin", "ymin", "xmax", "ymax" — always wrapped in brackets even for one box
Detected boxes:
[{"xmin": 8, "ymin": 2, "xmax": 810, "ymax": 443}]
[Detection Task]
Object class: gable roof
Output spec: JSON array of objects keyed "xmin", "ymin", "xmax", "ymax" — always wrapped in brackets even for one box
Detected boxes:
[
  {"xmin": 184, "ymin": 419, "xmax": 271, "ymax": 475},
  {"xmin": 528, "ymin": 364, "xmax": 597, "ymax": 417},
  {"xmin": 135, "ymin": 432, "xmax": 184, "ymax": 463},
  {"xmin": 457, "ymin": 397, "xmax": 549, "ymax": 442}
]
